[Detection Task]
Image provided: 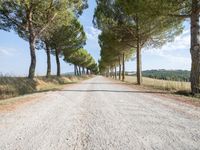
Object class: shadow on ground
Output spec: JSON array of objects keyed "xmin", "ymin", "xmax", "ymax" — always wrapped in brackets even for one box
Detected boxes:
[{"xmin": 57, "ymin": 89, "xmax": 167, "ymax": 94}]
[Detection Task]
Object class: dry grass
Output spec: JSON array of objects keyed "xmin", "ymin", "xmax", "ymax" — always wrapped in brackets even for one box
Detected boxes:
[
  {"xmin": 123, "ymin": 76, "xmax": 200, "ymax": 106},
  {"xmin": 125, "ymin": 76, "xmax": 191, "ymax": 92},
  {"xmin": 0, "ymin": 75, "xmax": 90, "ymax": 100}
]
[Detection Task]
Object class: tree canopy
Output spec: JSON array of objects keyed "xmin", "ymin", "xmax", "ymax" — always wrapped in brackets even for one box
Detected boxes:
[
  {"xmin": 0, "ymin": 0, "xmax": 90, "ymax": 78},
  {"xmin": 94, "ymin": 0, "xmax": 184, "ymax": 83}
]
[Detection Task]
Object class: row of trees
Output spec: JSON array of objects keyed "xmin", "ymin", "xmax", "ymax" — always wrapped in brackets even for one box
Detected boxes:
[
  {"xmin": 94, "ymin": 0, "xmax": 200, "ymax": 94},
  {"xmin": 0, "ymin": 0, "xmax": 98, "ymax": 78},
  {"xmin": 65, "ymin": 48, "xmax": 98, "ymax": 75},
  {"xmin": 98, "ymin": 31, "xmax": 135, "ymax": 81}
]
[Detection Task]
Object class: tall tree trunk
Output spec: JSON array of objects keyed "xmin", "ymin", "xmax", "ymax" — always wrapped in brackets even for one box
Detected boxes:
[
  {"xmin": 136, "ymin": 17, "xmax": 142, "ymax": 85},
  {"xmin": 82, "ymin": 67, "xmax": 85, "ymax": 75},
  {"xmin": 79, "ymin": 66, "xmax": 81, "ymax": 76},
  {"xmin": 109, "ymin": 67, "xmax": 112, "ymax": 77},
  {"xmin": 119, "ymin": 56, "xmax": 121, "ymax": 80},
  {"xmin": 136, "ymin": 43, "xmax": 142, "ymax": 85},
  {"xmin": 190, "ymin": 0, "xmax": 200, "ymax": 94},
  {"xmin": 46, "ymin": 43, "xmax": 51, "ymax": 78},
  {"xmin": 110, "ymin": 69, "xmax": 112, "ymax": 78},
  {"xmin": 76, "ymin": 66, "xmax": 79, "ymax": 75},
  {"xmin": 28, "ymin": 11, "xmax": 36, "ymax": 79},
  {"xmin": 74, "ymin": 65, "xmax": 77, "ymax": 76},
  {"xmin": 115, "ymin": 66, "xmax": 117, "ymax": 79},
  {"xmin": 55, "ymin": 49, "xmax": 61, "ymax": 77},
  {"xmin": 28, "ymin": 36, "xmax": 36, "ymax": 79},
  {"xmin": 122, "ymin": 53, "xmax": 125, "ymax": 81}
]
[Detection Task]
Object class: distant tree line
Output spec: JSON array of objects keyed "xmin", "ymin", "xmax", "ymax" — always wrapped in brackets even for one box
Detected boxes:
[{"xmin": 138, "ymin": 70, "xmax": 190, "ymax": 82}]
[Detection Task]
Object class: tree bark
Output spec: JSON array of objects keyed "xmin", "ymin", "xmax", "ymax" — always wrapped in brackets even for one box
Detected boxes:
[
  {"xmin": 136, "ymin": 16, "xmax": 142, "ymax": 85},
  {"xmin": 55, "ymin": 49, "xmax": 61, "ymax": 77},
  {"xmin": 74, "ymin": 65, "xmax": 77, "ymax": 76},
  {"xmin": 28, "ymin": 10, "xmax": 36, "ymax": 79},
  {"xmin": 109, "ymin": 67, "xmax": 112, "ymax": 77},
  {"xmin": 82, "ymin": 67, "xmax": 85, "ymax": 75},
  {"xmin": 76, "ymin": 66, "xmax": 79, "ymax": 75},
  {"xmin": 46, "ymin": 43, "xmax": 51, "ymax": 78},
  {"xmin": 112, "ymin": 68, "xmax": 114, "ymax": 78},
  {"xmin": 136, "ymin": 43, "xmax": 142, "ymax": 85},
  {"xmin": 190, "ymin": 0, "xmax": 200, "ymax": 94},
  {"xmin": 28, "ymin": 36, "xmax": 36, "ymax": 79},
  {"xmin": 78, "ymin": 66, "xmax": 81, "ymax": 76},
  {"xmin": 119, "ymin": 56, "xmax": 121, "ymax": 80},
  {"xmin": 122, "ymin": 53, "xmax": 125, "ymax": 82},
  {"xmin": 115, "ymin": 66, "xmax": 117, "ymax": 79}
]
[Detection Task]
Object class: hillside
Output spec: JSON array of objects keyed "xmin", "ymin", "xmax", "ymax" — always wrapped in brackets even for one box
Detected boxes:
[{"xmin": 138, "ymin": 70, "xmax": 190, "ymax": 82}]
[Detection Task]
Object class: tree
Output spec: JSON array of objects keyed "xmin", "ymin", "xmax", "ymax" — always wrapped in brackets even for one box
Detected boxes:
[
  {"xmin": 48, "ymin": 17, "xmax": 86, "ymax": 76},
  {"xmin": 116, "ymin": 0, "xmax": 183, "ymax": 85},
  {"xmin": 0, "ymin": 0, "xmax": 88, "ymax": 78},
  {"xmin": 40, "ymin": 12, "xmax": 72, "ymax": 77},
  {"xmin": 190, "ymin": 0, "xmax": 200, "ymax": 94},
  {"xmin": 98, "ymin": 30, "xmax": 134, "ymax": 80},
  {"xmin": 94, "ymin": 0, "xmax": 137, "ymax": 80},
  {"xmin": 64, "ymin": 48, "xmax": 97, "ymax": 75},
  {"xmin": 154, "ymin": 0, "xmax": 200, "ymax": 94},
  {"xmin": 94, "ymin": 0, "xmax": 183, "ymax": 84},
  {"xmin": 0, "ymin": 0, "xmax": 65, "ymax": 78}
]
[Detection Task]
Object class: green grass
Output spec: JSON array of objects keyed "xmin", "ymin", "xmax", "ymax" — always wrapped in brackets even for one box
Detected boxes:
[{"xmin": 0, "ymin": 75, "xmax": 90, "ymax": 100}]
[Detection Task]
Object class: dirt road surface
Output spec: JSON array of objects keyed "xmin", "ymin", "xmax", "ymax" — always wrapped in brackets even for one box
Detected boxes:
[{"xmin": 0, "ymin": 76, "xmax": 200, "ymax": 150}]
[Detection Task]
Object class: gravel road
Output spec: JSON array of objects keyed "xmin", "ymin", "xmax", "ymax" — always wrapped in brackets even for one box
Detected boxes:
[{"xmin": 0, "ymin": 76, "xmax": 200, "ymax": 150}]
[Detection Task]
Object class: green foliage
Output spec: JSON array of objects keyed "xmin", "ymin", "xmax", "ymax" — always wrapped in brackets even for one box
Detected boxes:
[
  {"xmin": 94, "ymin": 0, "xmax": 137, "ymax": 73},
  {"xmin": 47, "ymin": 16, "xmax": 86, "ymax": 57},
  {"xmin": 64, "ymin": 48, "xmax": 98, "ymax": 74},
  {"xmin": 142, "ymin": 70, "xmax": 190, "ymax": 82},
  {"xmin": 117, "ymin": 0, "xmax": 184, "ymax": 46},
  {"xmin": 151, "ymin": 0, "xmax": 191, "ymax": 17},
  {"xmin": 0, "ymin": 0, "xmax": 64, "ymax": 38},
  {"xmin": 0, "ymin": 0, "xmax": 88, "ymax": 36},
  {"xmin": 94, "ymin": 0, "xmax": 184, "ymax": 77},
  {"xmin": 0, "ymin": 0, "xmax": 91, "ymax": 78},
  {"xmin": 68, "ymin": 0, "xmax": 88, "ymax": 16}
]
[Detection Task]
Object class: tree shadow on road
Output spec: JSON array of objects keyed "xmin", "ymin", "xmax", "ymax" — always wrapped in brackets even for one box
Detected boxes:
[
  {"xmin": 57, "ymin": 89, "xmax": 167, "ymax": 94},
  {"xmin": 79, "ymin": 82, "xmax": 127, "ymax": 85}
]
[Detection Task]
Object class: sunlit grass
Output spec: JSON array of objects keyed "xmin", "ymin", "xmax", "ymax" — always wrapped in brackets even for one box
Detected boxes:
[
  {"xmin": 125, "ymin": 76, "xmax": 191, "ymax": 92},
  {"xmin": 0, "ymin": 75, "xmax": 90, "ymax": 100}
]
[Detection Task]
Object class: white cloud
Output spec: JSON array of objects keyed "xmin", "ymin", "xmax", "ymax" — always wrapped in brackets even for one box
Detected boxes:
[
  {"xmin": 144, "ymin": 29, "xmax": 191, "ymax": 66},
  {"xmin": 0, "ymin": 47, "xmax": 17, "ymax": 56},
  {"xmin": 85, "ymin": 26, "xmax": 101, "ymax": 41}
]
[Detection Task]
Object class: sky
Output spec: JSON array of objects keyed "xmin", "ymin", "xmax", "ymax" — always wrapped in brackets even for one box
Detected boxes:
[{"xmin": 0, "ymin": 0, "xmax": 191, "ymax": 76}]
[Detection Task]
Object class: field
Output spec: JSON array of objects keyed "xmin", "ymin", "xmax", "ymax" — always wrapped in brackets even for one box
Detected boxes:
[
  {"xmin": 0, "ymin": 75, "xmax": 90, "ymax": 100},
  {"xmin": 142, "ymin": 70, "xmax": 190, "ymax": 82},
  {"xmin": 125, "ymin": 76, "xmax": 191, "ymax": 92}
]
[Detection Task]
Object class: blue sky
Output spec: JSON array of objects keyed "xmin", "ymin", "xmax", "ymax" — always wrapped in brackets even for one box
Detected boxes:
[{"xmin": 0, "ymin": 0, "xmax": 191, "ymax": 76}]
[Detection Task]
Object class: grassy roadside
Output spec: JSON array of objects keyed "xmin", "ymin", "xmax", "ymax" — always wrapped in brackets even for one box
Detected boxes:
[
  {"xmin": 122, "ymin": 76, "xmax": 200, "ymax": 106},
  {"xmin": 125, "ymin": 76, "xmax": 190, "ymax": 92},
  {"xmin": 0, "ymin": 75, "xmax": 91, "ymax": 101}
]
